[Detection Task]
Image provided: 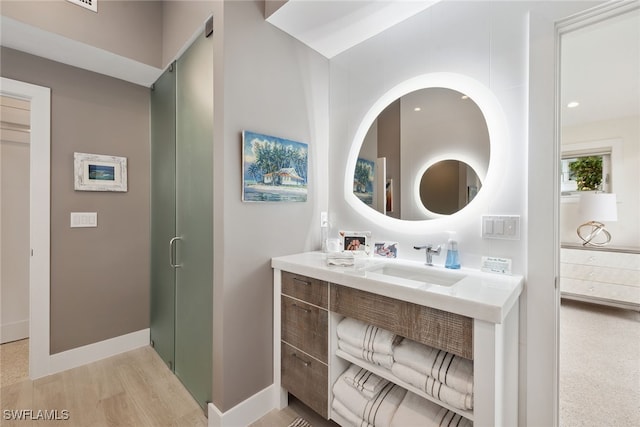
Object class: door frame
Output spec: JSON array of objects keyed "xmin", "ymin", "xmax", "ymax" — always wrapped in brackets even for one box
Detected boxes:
[
  {"xmin": 553, "ymin": 1, "xmax": 639, "ymax": 425},
  {"xmin": 0, "ymin": 77, "xmax": 51, "ymax": 379}
]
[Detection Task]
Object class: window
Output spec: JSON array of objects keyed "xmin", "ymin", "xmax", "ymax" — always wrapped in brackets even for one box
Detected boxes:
[
  {"xmin": 561, "ymin": 153, "xmax": 611, "ymax": 194},
  {"xmin": 560, "ymin": 138, "xmax": 620, "ymax": 198}
]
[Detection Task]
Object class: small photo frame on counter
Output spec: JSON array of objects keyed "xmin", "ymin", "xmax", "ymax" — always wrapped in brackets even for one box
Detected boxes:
[
  {"xmin": 339, "ymin": 230, "xmax": 372, "ymax": 255},
  {"xmin": 74, "ymin": 152, "xmax": 127, "ymax": 192},
  {"xmin": 374, "ymin": 242, "xmax": 398, "ymax": 258}
]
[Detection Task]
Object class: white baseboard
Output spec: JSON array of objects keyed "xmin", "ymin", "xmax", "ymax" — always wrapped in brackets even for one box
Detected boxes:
[
  {"xmin": 47, "ymin": 329, "xmax": 149, "ymax": 376},
  {"xmin": 208, "ymin": 384, "xmax": 278, "ymax": 427},
  {"xmin": 0, "ymin": 319, "xmax": 29, "ymax": 344}
]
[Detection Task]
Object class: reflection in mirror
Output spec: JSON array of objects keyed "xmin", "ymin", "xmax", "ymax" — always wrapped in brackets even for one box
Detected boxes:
[
  {"xmin": 354, "ymin": 87, "xmax": 489, "ymax": 220},
  {"xmin": 419, "ymin": 160, "xmax": 481, "ymax": 215}
]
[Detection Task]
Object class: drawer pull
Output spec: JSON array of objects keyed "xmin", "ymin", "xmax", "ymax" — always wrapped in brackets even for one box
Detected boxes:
[
  {"xmin": 293, "ymin": 277, "xmax": 311, "ymax": 286},
  {"xmin": 292, "ymin": 303, "xmax": 311, "ymax": 313},
  {"xmin": 291, "ymin": 353, "xmax": 310, "ymax": 367}
]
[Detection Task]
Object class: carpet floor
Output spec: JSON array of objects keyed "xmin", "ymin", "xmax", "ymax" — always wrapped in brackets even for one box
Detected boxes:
[
  {"xmin": 560, "ymin": 300, "xmax": 639, "ymax": 426},
  {"xmin": 0, "ymin": 338, "xmax": 29, "ymax": 387}
]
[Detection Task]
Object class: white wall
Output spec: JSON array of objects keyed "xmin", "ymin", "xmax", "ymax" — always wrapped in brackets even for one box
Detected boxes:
[
  {"xmin": 329, "ymin": 1, "xmax": 602, "ymax": 426},
  {"xmin": 330, "ymin": 0, "xmax": 529, "ymax": 272},
  {"xmin": 561, "ymin": 116, "xmax": 640, "ymax": 248}
]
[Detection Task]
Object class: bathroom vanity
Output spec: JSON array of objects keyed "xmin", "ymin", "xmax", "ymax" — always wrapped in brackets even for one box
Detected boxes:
[{"xmin": 272, "ymin": 252, "xmax": 523, "ymax": 427}]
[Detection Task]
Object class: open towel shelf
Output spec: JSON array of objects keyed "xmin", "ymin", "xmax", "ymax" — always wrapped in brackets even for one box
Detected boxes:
[{"xmin": 335, "ymin": 349, "xmax": 474, "ymax": 422}]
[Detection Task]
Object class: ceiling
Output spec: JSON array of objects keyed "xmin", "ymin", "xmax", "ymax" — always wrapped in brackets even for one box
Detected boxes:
[
  {"xmin": 268, "ymin": 1, "xmax": 638, "ymax": 128},
  {"xmin": 561, "ymin": 8, "xmax": 639, "ymax": 127},
  {"xmin": 266, "ymin": 0, "xmax": 440, "ymax": 58}
]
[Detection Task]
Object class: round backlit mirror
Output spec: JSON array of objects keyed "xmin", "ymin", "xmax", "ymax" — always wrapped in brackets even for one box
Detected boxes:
[{"xmin": 352, "ymin": 86, "xmax": 489, "ymax": 220}]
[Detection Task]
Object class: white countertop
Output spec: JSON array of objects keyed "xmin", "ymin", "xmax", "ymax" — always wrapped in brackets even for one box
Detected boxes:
[{"xmin": 272, "ymin": 252, "xmax": 524, "ymax": 324}]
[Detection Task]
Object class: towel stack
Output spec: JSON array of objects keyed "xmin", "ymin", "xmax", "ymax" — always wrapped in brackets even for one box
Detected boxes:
[
  {"xmin": 336, "ymin": 317, "xmax": 474, "ymax": 413},
  {"xmin": 336, "ymin": 318, "xmax": 401, "ymax": 370},
  {"xmin": 390, "ymin": 391, "xmax": 473, "ymax": 427},
  {"xmin": 391, "ymin": 339, "xmax": 474, "ymax": 411},
  {"xmin": 332, "ymin": 364, "xmax": 406, "ymax": 427},
  {"xmin": 332, "ymin": 365, "xmax": 473, "ymax": 427}
]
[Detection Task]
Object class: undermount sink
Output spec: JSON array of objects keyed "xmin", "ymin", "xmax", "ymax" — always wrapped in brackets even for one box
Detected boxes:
[{"xmin": 362, "ymin": 263, "xmax": 465, "ymax": 287}]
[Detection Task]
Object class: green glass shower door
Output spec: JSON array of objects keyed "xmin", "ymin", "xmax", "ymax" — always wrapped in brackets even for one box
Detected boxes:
[
  {"xmin": 150, "ymin": 64, "xmax": 177, "ymax": 371},
  {"xmin": 150, "ymin": 29, "xmax": 213, "ymax": 411},
  {"xmin": 174, "ymin": 30, "xmax": 213, "ymax": 410}
]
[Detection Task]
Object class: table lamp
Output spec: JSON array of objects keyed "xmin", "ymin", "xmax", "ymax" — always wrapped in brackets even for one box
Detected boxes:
[{"xmin": 577, "ymin": 192, "xmax": 618, "ymax": 246}]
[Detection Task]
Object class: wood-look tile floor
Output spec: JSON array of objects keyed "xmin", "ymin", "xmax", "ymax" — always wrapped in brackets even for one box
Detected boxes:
[
  {"xmin": 0, "ymin": 342, "xmax": 333, "ymax": 427},
  {"xmin": 0, "ymin": 345, "xmax": 208, "ymax": 427},
  {"xmin": 250, "ymin": 397, "xmax": 338, "ymax": 427}
]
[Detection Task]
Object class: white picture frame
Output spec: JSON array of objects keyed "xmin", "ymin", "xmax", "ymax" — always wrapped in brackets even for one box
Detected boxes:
[
  {"xmin": 339, "ymin": 230, "xmax": 372, "ymax": 255},
  {"xmin": 74, "ymin": 152, "xmax": 127, "ymax": 192}
]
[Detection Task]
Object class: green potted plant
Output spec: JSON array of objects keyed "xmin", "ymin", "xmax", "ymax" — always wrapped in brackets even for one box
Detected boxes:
[{"xmin": 569, "ymin": 156, "xmax": 603, "ymax": 191}]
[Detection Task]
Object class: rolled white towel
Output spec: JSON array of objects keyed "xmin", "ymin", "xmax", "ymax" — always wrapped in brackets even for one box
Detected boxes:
[
  {"xmin": 332, "ymin": 397, "xmax": 373, "ymax": 427},
  {"xmin": 394, "ymin": 338, "xmax": 474, "ymax": 395},
  {"xmin": 333, "ymin": 373, "xmax": 406, "ymax": 427},
  {"xmin": 339, "ymin": 339, "xmax": 395, "ymax": 370},
  {"xmin": 337, "ymin": 317, "xmax": 400, "ymax": 355},
  {"xmin": 331, "ymin": 407, "xmax": 360, "ymax": 427},
  {"xmin": 342, "ymin": 363, "xmax": 391, "ymax": 400},
  {"xmin": 391, "ymin": 392, "xmax": 473, "ymax": 427},
  {"xmin": 391, "ymin": 363, "xmax": 473, "ymax": 411}
]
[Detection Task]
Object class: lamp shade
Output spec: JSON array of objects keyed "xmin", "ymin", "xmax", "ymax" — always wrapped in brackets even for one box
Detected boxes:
[{"xmin": 578, "ymin": 193, "xmax": 618, "ymax": 222}]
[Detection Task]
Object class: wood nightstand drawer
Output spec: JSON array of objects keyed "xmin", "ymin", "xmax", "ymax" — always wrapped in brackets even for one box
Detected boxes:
[
  {"xmin": 281, "ymin": 342, "xmax": 328, "ymax": 418},
  {"xmin": 281, "ymin": 295, "xmax": 328, "ymax": 363},
  {"xmin": 282, "ymin": 271, "xmax": 328, "ymax": 308}
]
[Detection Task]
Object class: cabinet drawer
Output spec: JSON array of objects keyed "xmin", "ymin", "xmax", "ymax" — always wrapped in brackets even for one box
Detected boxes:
[
  {"xmin": 282, "ymin": 271, "xmax": 328, "ymax": 308},
  {"xmin": 281, "ymin": 296, "xmax": 328, "ymax": 363},
  {"xmin": 281, "ymin": 342, "xmax": 328, "ymax": 418},
  {"xmin": 330, "ymin": 284, "xmax": 473, "ymax": 360}
]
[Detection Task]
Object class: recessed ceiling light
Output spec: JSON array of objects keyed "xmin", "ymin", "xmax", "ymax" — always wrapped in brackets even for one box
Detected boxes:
[
  {"xmin": 567, "ymin": 101, "xmax": 580, "ymax": 108},
  {"xmin": 414, "ymin": 107, "xmax": 422, "ymax": 112},
  {"xmin": 461, "ymin": 95, "xmax": 469, "ymax": 100}
]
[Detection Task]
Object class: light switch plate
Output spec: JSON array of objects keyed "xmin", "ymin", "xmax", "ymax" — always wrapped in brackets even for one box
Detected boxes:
[
  {"xmin": 482, "ymin": 215, "xmax": 520, "ymax": 240},
  {"xmin": 320, "ymin": 211, "xmax": 328, "ymax": 227},
  {"xmin": 70, "ymin": 212, "xmax": 97, "ymax": 228}
]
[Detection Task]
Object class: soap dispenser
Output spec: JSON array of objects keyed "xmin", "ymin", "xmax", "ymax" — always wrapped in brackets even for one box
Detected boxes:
[{"xmin": 445, "ymin": 239, "xmax": 460, "ymax": 269}]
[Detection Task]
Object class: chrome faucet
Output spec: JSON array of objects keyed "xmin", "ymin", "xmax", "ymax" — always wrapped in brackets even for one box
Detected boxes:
[{"xmin": 413, "ymin": 244, "xmax": 441, "ymax": 266}]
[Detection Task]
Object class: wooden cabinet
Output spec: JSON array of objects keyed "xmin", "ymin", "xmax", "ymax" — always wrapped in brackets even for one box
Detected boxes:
[
  {"xmin": 273, "ymin": 261, "xmax": 520, "ymax": 427},
  {"xmin": 330, "ymin": 284, "xmax": 473, "ymax": 360},
  {"xmin": 280, "ymin": 271, "xmax": 329, "ymax": 418}
]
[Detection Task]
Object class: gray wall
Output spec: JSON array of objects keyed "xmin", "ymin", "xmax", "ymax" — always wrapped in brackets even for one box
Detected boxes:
[
  {"xmin": 0, "ymin": 47, "xmax": 151, "ymax": 354},
  {"xmin": 161, "ymin": 1, "xmax": 215, "ymax": 67},
  {"xmin": 0, "ymin": 0, "xmax": 164, "ymax": 68},
  {"xmin": 0, "ymin": 0, "xmax": 329, "ymax": 414},
  {"xmin": 215, "ymin": 0, "xmax": 329, "ymax": 411}
]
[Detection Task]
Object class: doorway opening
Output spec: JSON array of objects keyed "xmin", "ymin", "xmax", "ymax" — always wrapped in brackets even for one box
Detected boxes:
[
  {"xmin": 556, "ymin": 3, "xmax": 640, "ymax": 426},
  {"xmin": 0, "ymin": 77, "xmax": 52, "ymax": 381},
  {"xmin": 0, "ymin": 94, "xmax": 30, "ymax": 386}
]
